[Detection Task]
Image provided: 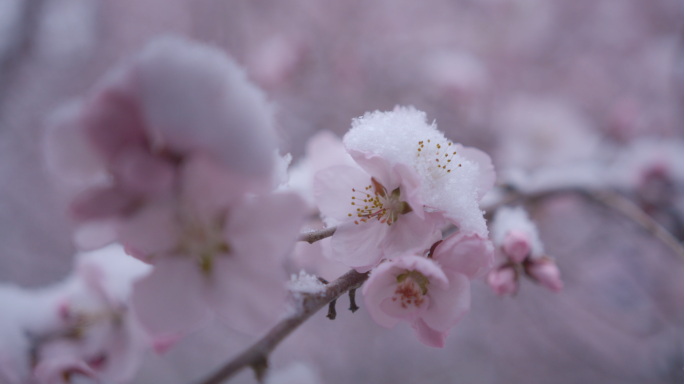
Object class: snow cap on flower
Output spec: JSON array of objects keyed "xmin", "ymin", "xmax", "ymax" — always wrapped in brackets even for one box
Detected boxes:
[
  {"xmin": 491, "ymin": 206, "xmax": 543, "ymax": 261},
  {"xmin": 44, "ymin": 35, "xmax": 279, "ymax": 250},
  {"xmin": 343, "ymin": 106, "xmax": 494, "ymax": 236},
  {"xmin": 362, "ymin": 255, "xmax": 470, "ymax": 348}
]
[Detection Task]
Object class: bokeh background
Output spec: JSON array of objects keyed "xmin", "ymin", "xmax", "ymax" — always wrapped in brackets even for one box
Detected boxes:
[{"xmin": 1, "ymin": 0, "xmax": 684, "ymax": 383}]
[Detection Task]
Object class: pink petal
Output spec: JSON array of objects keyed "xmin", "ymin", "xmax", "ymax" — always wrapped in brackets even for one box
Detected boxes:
[
  {"xmin": 392, "ymin": 256, "xmax": 450, "ymax": 290},
  {"xmin": 383, "ymin": 211, "xmax": 444, "ymax": 258},
  {"xmin": 314, "ymin": 165, "xmax": 372, "ymax": 222},
  {"xmin": 111, "ymin": 146, "xmax": 175, "ymax": 196},
  {"xmin": 118, "ymin": 202, "xmax": 180, "ymax": 263},
  {"xmin": 421, "ymin": 270, "xmax": 470, "ymax": 332},
  {"xmin": 330, "ymin": 219, "xmax": 389, "ymax": 272},
  {"xmin": 432, "ymin": 232, "xmax": 494, "ymax": 279},
  {"xmin": 361, "ymin": 262, "xmax": 402, "ymax": 329},
  {"xmin": 224, "ymin": 193, "xmax": 306, "ymax": 265},
  {"xmin": 346, "ymin": 149, "xmax": 400, "ymax": 190},
  {"xmin": 393, "ymin": 163, "xmax": 425, "ymax": 219},
  {"xmin": 502, "ymin": 230, "xmax": 532, "ymax": 263},
  {"xmin": 81, "ymin": 86, "xmax": 147, "ymax": 162},
  {"xmin": 207, "ymin": 256, "xmax": 287, "ymax": 334},
  {"xmin": 69, "ymin": 185, "xmax": 139, "ymax": 221},
  {"xmin": 411, "ymin": 318, "xmax": 449, "ymax": 348},
  {"xmin": 131, "ymin": 257, "xmax": 210, "ymax": 337},
  {"xmin": 459, "ymin": 146, "xmax": 495, "ymax": 201}
]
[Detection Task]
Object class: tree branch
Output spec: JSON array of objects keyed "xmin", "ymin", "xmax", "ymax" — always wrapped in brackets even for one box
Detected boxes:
[
  {"xmin": 483, "ymin": 186, "xmax": 684, "ymax": 262},
  {"xmin": 196, "ymin": 269, "xmax": 369, "ymax": 384},
  {"xmin": 297, "ymin": 226, "xmax": 336, "ymax": 244}
]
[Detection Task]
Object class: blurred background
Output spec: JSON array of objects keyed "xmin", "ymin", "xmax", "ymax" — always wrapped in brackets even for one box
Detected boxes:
[{"xmin": 1, "ymin": 0, "xmax": 684, "ymax": 383}]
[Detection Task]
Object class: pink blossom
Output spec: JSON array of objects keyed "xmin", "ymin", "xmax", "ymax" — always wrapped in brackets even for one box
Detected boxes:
[
  {"xmin": 491, "ymin": 206, "xmax": 544, "ymax": 261},
  {"xmin": 526, "ymin": 258, "xmax": 564, "ymax": 293},
  {"xmin": 343, "ymin": 106, "xmax": 495, "ymax": 236},
  {"xmin": 130, "ymin": 190, "xmax": 307, "ymax": 336},
  {"xmin": 314, "ymin": 155, "xmax": 445, "ymax": 272},
  {"xmin": 362, "ymin": 256, "xmax": 470, "ymax": 348},
  {"xmin": 33, "ymin": 350, "xmax": 98, "ymax": 384},
  {"xmin": 486, "ymin": 266, "xmax": 518, "ymax": 296},
  {"xmin": 43, "ymin": 36, "xmax": 278, "ymax": 251}
]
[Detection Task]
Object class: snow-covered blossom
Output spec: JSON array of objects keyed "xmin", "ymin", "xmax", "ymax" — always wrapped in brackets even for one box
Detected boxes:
[
  {"xmin": 491, "ymin": 206, "xmax": 543, "ymax": 261},
  {"xmin": 0, "ymin": 244, "xmax": 151, "ymax": 384},
  {"xmin": 44, "ymin": 35, "xmax": 308, "ymax": 337},
  {"xmin": 487, "ymin": 206, "xmax": 563, "ymax": 295},
  {"xmin": 315, "ymin": 107, "xmax": 494, "ymax": 271},
  {"xmin": 43, "ymin": 35, "xmax": 278, "ymax": 251}
]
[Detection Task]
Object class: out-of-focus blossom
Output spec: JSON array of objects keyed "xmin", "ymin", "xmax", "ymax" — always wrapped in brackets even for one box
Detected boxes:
[
  {"xmin": 487, "ymin": 206, "xmax": 563, "ymax": 295},
  {"xmin": 491, "ymin": 206, "xmax": 543, "ymax": 261},
  {"xmin": 43, "ymin": 35, "xmax": 278, "ymax": 251},
  {"xmin": 130, "ymin": 190, "xmax": 307, "ymax": 337},
  {"xmin": 362, "ymin": 255, "xmax": 470, "ymax": 348},
  {"xmin": 0, "ymin": 244, "xmax": 152, "ymax": 384},
  {"xmin": 430, "ymin": 231, "xmax": 494, "ymax": 280}
]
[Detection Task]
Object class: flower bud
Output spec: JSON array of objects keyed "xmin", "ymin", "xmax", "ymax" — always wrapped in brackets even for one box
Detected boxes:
[
  {"xmin": 502, "ymin": 229, "xmax": 531, "ymax": 263},
  {"xmin": 486, "ymin": 266, "xmax": 518, "ymax": 296},
  {"xmin": 526, "ymin": 259, "xmax": 563, "ymax": 292}
]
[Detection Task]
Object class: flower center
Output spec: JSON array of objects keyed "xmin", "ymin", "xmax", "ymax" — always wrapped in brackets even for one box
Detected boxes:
[
  {"xmin": 347, "ymin": 178, "xmax": 412, "ymax": 226},
  {"xmin": 391, "ymin": 270, "xmax": 430, "ymax": 309},
  {"xmin": 175, "ymin": 211, "xmax": 230, "ymax": 274},
  {"xmin": 416, "ymin": 139, "xmax": 461, "ymax": 180}
]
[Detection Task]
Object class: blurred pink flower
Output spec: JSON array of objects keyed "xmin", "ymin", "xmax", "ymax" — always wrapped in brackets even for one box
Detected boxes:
[
  {"xmin": 362, "ymin": 256, "xmax": 470, "ymax": 348},
  {"xmin": 131, "ymin": 191, "xmax": 307, "ymax": 336},
  {"xmin": 43, "ymin": 35, "xmax": 278, "ymax": 251}
]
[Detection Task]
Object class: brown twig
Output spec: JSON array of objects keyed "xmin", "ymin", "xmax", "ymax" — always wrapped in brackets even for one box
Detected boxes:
[
  {"xmin": 297, "ymin": 226, "xmax": 336, "ymax": 244},
  {"xmin": 196, "ymin": 269, "xmax": 369, "ymax": 384},
  {"xmin": 585, "ymin": 190, "xmax": 684, "ymax": 261}
]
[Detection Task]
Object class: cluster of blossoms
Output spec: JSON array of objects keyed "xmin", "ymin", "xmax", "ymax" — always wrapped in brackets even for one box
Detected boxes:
[
  {"xmin": 486, "ymin": 207, "xmax": 563, "ymax": 296},
  {"xmin": 306, "ymin": 107, "xmax": 498, "ymax": 347},
  {"xmin": 5, "ymin": 33, "xmax": 568, "ymax": 383}
]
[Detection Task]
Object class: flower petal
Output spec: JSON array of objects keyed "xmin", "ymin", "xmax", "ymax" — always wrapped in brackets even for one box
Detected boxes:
[
  {"xmin": 432, "ymin": 232, "xmax": 494, "ymax": 279},
  {"xmin": 382, "ymin": 211, "xmax": 444, "ymax": 258},
  {"xmin": 361, "ymin": 262, "xmax": 402, "ymax": 329},
  {"xmin": 314, "ymin": 165, "xmax": 372, "ymax": 222},
  {"xmin": 459, "ymin": 146, "xmax": 495, "ymax": 201},
  {"xmin": 411, "ymin": 318, "xmax": 448, "ymax": 348},
  {"xmin": 131, "ymin": 257, "xmax": 210, "ymax": 336},
  {"xmin": 207, "ymin": 256, "xmax": 287, "ymax": 334},
  {"xmin": 421, "ymin": 270, "xmax": 470, "ymax": 332},
  {"xmin": 330, "ymin": 219, "xmax": 389, "ymax": 272}
]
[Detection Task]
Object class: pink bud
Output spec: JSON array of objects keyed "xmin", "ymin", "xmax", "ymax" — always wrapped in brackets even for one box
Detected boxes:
[
  {"xmin": 502, "ymin": 230, "xmax": 531, "ymax": 263},
  {"xmin": 486, "ymin": 266, "xmax": 518, "ymax": 296},
  {"xmin": 527, "ymin": 259, "xmax": 563, "ymax": 292}
]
